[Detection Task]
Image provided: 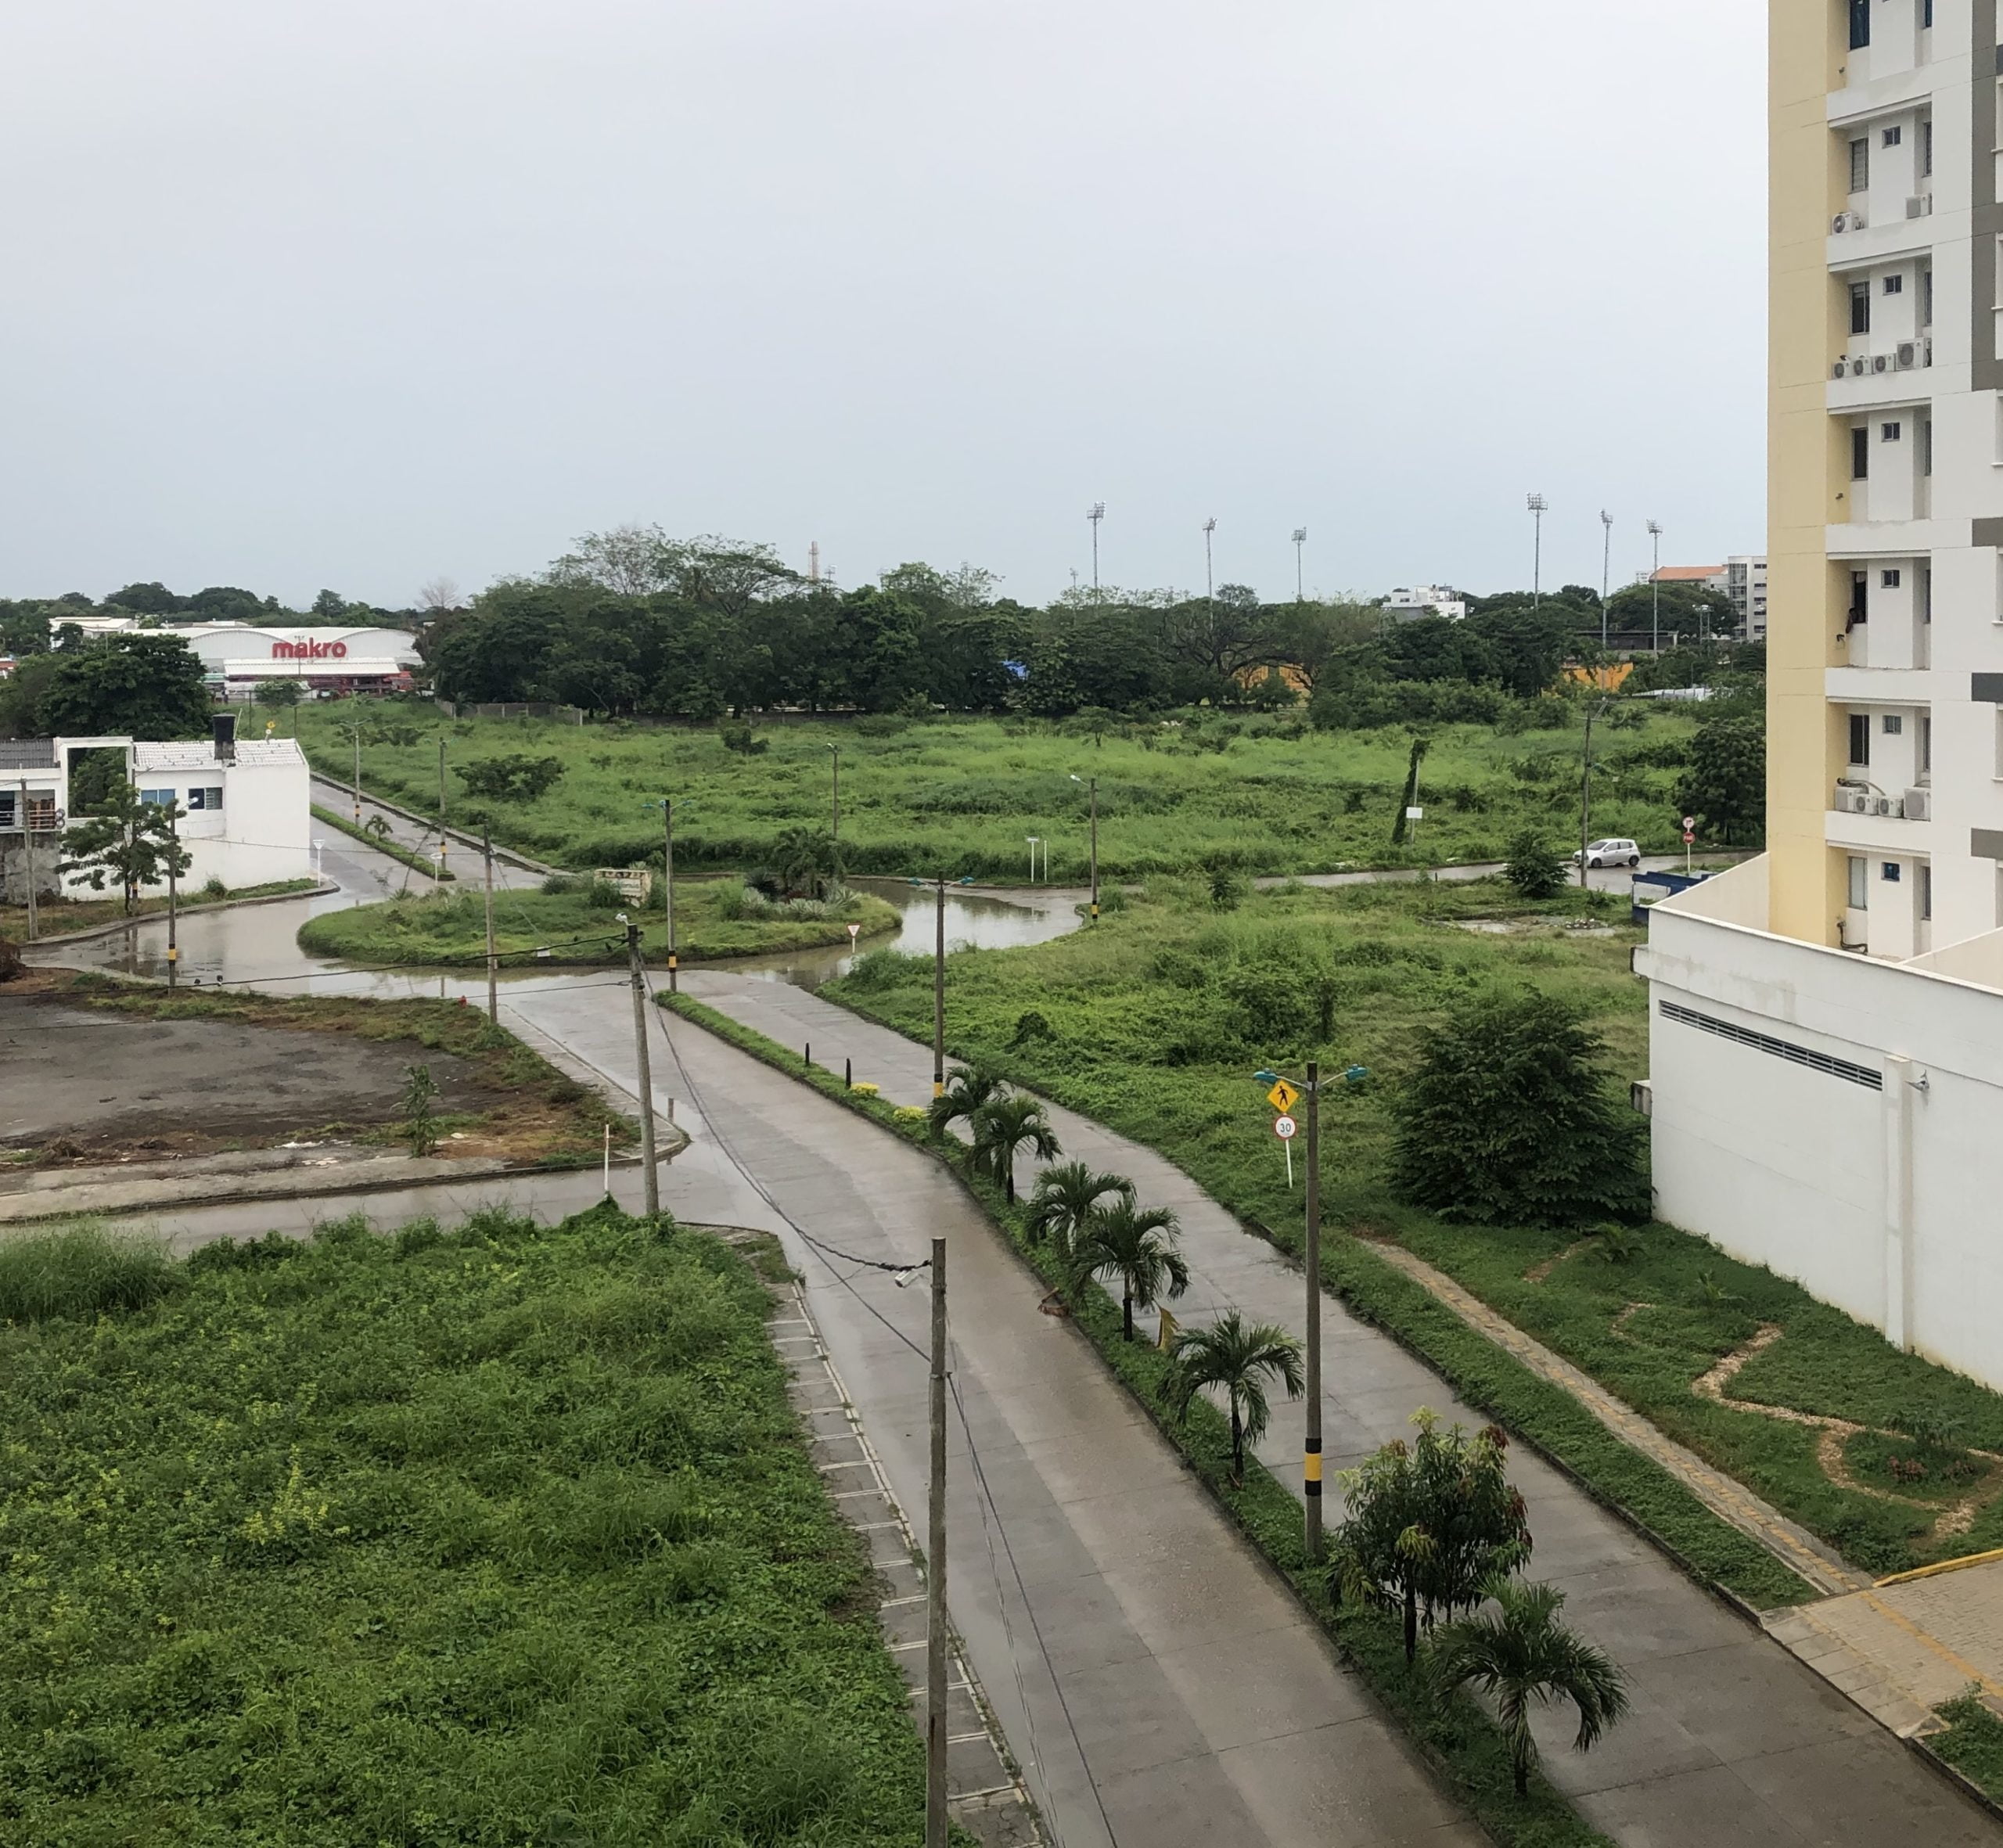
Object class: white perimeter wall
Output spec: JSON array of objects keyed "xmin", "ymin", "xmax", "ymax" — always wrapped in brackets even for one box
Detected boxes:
[{"xmin": 1641, "ymin": 857, "xmax": 2003, "ymax": 1390}]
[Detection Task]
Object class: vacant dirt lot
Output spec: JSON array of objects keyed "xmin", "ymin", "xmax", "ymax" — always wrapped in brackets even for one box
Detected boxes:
[{"xmin": 0, "ymin": 990, "xmax": 494, "ymax": 1158}]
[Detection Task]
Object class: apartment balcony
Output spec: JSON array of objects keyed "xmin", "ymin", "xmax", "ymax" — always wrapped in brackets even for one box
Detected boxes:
[
  {"xmin": 1827, "ymin": 782, "xmax": 1933, "ymax": 850},
  {"xmin": 1825, "ymin": 339, "xmax": 1933, "ymax": 412}
]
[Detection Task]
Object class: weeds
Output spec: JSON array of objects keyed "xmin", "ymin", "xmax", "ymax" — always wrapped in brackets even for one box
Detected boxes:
[{"xmin": 0, "ymin": 1223, "xmax": 178, "ymax": 1322}]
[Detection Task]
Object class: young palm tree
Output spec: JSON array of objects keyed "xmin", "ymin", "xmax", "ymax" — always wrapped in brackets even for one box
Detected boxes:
[
  {"xmin": 1067, "ymin": 1202, "xmax": 1190, "ymax": 1341},
  {"xmin": 969, "ymin": 1095, "xmax": 1061, "ymax": 1203},
  {"xmin": 1426, "ymin": 1577, "xmax": 1629, "ymax": 1797},
  {"xmin": 1023, "ymin": 1162, "xmax": 1135, "ymax": 1257},
  {"xmin": 927, "ymin": 1063, "xmax": 1006, "ymax": 1145},
  {"xmin": 1162, "ymin": 1310, "xmax": 1304, "ymax": 1486}
]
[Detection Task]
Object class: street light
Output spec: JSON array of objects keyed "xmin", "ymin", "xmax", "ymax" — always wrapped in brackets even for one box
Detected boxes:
[
  {"xmin": 1203, "ymin": 517, "xmax": 1217, "ymax": 609},
  {"xmin": 1646, "ymin": 520, "xmax": 1663, "ymax": 654},
  {"xmin": 1527, "ymin": 494, "xmax": 1548, "ymax": 607},
  {"xmin": 1026, "ymin": 836, "xmax": 1041, "ymax": 884},
  {"xmin": 646, "ymin": 798, "xmax": 678, "ymax": 991},
  {"xmin": 1598, "ymin": 510, "xmax": 1613, "ymax": 650},
  {"xmin": 828, "ymin": 746, "xmax": 840, "ymax": 844},
  {"xmin": 1292, "ymin": 527, "xmax": 1308, "ymax": 602},
  {"xmin": 1088, "ymin": 503, "xmax": 1105, "ymax": 590},
  {"xmin": 1069, "ymin": 775, "xmax": 1099, "ymax": 920}
]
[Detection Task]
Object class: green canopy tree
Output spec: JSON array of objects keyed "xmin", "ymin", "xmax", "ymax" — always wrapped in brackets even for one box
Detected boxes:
[
  {"xmin": 1678, "ymin": 712, "xmax": 1766, "ymax": 846},
  {"xmin": 60, "ymin": 784, "xmax": 192, "ymax": 914},
  {"xmin": 40, "ymin": 635, "xmax": 210, "ymax": 739}
]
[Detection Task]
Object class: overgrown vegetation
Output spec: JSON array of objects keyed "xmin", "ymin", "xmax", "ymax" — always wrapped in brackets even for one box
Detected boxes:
[
  {"xmin": 0, "ymin": 1205, "xmax": 929, "ymax": 1846},
  {"xmin": 820, "ymin": 876, "xmax": 2003, "ymax": 1582},
  {"xmin": 294, "ymin": 700, "xmax": 1709, "ymax": 881},
  {"xmin": 1929, "ymin": 1691, "xmax": 2003, "ymax": 1808},
  {"xmin": 296, "ymin": 882, "xmax": 901, "ymax": 968},
  {"xmin": 311, "ymin": 803, "xmax": 457, "ymax": 879}
]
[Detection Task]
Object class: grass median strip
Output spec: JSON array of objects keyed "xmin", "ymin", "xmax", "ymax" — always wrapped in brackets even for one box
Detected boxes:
[
  {"xmin": 662, "ymin": 990, "xmax": 1622, "ymax": 1848},
  {"xmin": 311, "ymin": 802, "xmax": 457, "ymax": 879},
  {"xmin": 0, "ymin": 1206, "xmax": 931, "ymax": 1846}
]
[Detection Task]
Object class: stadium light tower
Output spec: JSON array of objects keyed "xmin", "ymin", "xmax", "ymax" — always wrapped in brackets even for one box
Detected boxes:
[
  {"xmin": 1203, "ymin": 517, "xmax": 1217, "ymax": 609},
  {"xmin": 1088, "ymin": 502, "xmax": 1105, "ymax": 589},
  {"xmin": 1527, "ymin": 493, "xmax": 1548, "ymax": 606},
  {"xmin": 1647, "ymin": 518, "xmax": 1664, "ymax": 653},
  {"xmin": 1292, "ymin": 527, "xmax": 1308, "ymax": 601},
  {"xmin": 1599, "ymin": 509, "xmax": 1613, "ymax": 648}
]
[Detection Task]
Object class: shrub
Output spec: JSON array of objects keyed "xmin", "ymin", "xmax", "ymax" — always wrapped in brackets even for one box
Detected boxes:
[
  {"xmin": 717, "ymin": 721, "xmax": 768, "ymax": 756},
  {"xmin": 0, "ymin": 1224, "xmax": 177, "ymax": 1322},
  {"xmin": 1503, "ymin": 829, "xmax": 1568, "ymax": 901},
  {"xmin": 1389, "ymin": 990, "xmax": 1648, "ymax": 1227},
  {"xmin": 455, "ymin": 754, "xmax": 565, "ymax": 804}
]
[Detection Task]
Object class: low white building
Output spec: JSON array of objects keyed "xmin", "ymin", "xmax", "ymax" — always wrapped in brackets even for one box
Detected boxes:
[
  {"xmin": 1383, "ymin": 585, "xmax": 1469, "ymax": 622},
  {"xmin": 1, "ymin": 718, "xmax": 311, "ymax": 902},
  {"xmin": 59, "ymin": 617, "xmax": 420, "ymax": 699}
]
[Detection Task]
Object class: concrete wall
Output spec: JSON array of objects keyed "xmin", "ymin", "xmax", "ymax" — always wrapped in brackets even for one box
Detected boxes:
[{"xmin": 1641, "ymin": 868, "xmax": 2003, "ymax": 1390}]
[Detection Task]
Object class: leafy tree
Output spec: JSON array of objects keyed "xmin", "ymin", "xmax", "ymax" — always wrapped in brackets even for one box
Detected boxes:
[
  {"xmin": 1023, "ymin": 1162, "xmax": 1134, "ymax": 1256},
  {"xmin": 254, "ymin": 679, "xmax": 304, "ymax": 733},
  {"xmin": 1268, "ymin": 599, "xmax": 1383, "ymax": 693},
  {"xmin": 183, "ymin": 585, "xmax": 268, "ymax": 623},
  {"xmin": 1503, "ymin": 829, "xmax": 1567, "ymax": 901},
  {"xmin": 1332, "ymin": 1413, "xmax": 1534, "ymax": 1662},
  {"xmin": 1390, "ymin": 991, "xmax": 1647, "ymax": 1226},
  {"xmin": 1161, "ymin": 1310, "xmax": 1303, "ymax": 1484},
  {"xmin": 310, "ymin": 590, "xmax": 349, "ymax": 622},
  {"xmin": 40, "ymin": 635, "xmax": 211, "ymax": 739},
  {"xmin": 59, "ymin": 783, "xmax": 192, "ymax": 914},
  {"xmin": 765, "ymin": 827, "xmax": 843, "ymax": 900},
  {"xmin": 1426, "ymin": 1577, "xmax": 1628, "ymax": 1796},
  {"xmin": 105, "ymin": 581, "xmax": 183, "ymax": 615},
  {"xmin": 1390, "ymin": 734, "xmax": 1429, "ymax": 847},
  {"xmin": 455, "ymin": 754, "xmax": 565, "ymax": 804},
  {"xmin": 969, "ymin": 1095, "xmax": 1060, "ymax": 1203},
  {"xmin": 0, "ymin": 606, "xmax": 52, "ymax": 657},
  {"xmin": 1678, "ymin": 713, "xmax": 1765, "ymax": 845},
  {"xmin": 1462, "ymin": 602, "xmax": 1578, "ymax": 699},
  {"xmin": 1066, "ymin": 1200, "xmax": 1188, "ymax": 1340}
]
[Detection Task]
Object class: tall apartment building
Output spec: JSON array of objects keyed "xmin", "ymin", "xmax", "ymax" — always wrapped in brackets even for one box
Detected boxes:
[{"xmin": 1638, "ymin": 0, "xmax": 2003, "ymax": 1390}]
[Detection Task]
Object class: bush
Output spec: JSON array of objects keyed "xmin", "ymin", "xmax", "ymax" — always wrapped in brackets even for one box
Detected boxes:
[
  {"xmin": 455, "ymin": 753, "xmax": 565, "ymax": 804},
  {"xmin": 718, "ymin": 721, "xmax": 768, "ymax": 756},
  {"xmin": 1390, "ymin": 990, "xmax": 1648, "ymax": 1227},
  {"xmin": 0, "ymin": 1224, "xmax": 177, "ymax": 1322},
  {"xmin": 1503, "ymin": 829, "xmax": 1568, "ymax": 901}
]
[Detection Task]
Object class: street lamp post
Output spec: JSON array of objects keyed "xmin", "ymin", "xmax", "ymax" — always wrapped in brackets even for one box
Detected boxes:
[
  {"xmin": 933, "ymin": 875, "xmax": 947, "ymax": 1100},
  {"xmin": 1026, "ymin": 836, "xmax": 1041, "ymax": 884},
  {"xmin": 1088, "ymin": 503, "xmax": 1105, "ymax": 590},
  {"xmin": 829, "ymin": 746, "xmax": 840, "ymax": 845},
  {"xmin": 1599, "ymin": 510, "xmax": 1613, "ymax": 650},
  {"xmin": 1293, "ymin": 527, "xmax": 1308, "ymax": 602},
  {"xmin": 1527, "ymin": 494, "xmax": 1548, "ymax": 607},
  {"xmin": 1647, "ymin": 520, "xmax": 1664, "ymax": 654},
  {"xmin": 1203, "ymin": 517, "xmax": 1217, "ymax": 610},
  {"xmin": 656, "ymin": 798, "xmax": 678, "ymax": 992},
  {"xmin": 1070, "ymin": 775, "xmax": 1099, "ymax": 920}
]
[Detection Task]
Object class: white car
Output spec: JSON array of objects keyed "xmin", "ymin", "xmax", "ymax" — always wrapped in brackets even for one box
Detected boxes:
[{"xmin": 1574, "ymin": 837, "xmax": 1642, "ymax": 870}]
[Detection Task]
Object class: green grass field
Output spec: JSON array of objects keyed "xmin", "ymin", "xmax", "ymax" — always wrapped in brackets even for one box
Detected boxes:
[
  {"xmin": 295, "ymin": 702, "xmax": 1702, "ymax": 881},
  {"xmin": 0, "ymin": 1209, "xmax": 927, "ymax": 1848},
  {"xmin": 297, "ymin": 882, "xmax": 902, "ymax": 969},
  {"xmin": 822, "ymin": 877, "xmax": 2003, "ymax": 1583}
]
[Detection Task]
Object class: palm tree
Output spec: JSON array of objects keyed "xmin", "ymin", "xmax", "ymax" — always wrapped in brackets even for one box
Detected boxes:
[
  {"xmin": 770, "ymin": 825, "xmax": 840, "ymax": 899},
  {"xmin": 1162, "ymin": 1310, "xmax": 1304, "ymax": 1486},
  {"xmin": 969, "ymin": 1095, "xmax": 1061, "ymax": 1203},
  {"xmin": 927, "ymin": 1063, "xmax": 1006, "ymax": 1145},
  {"xmin": 1068, "ymin": 1201, "xmax": 1189, "ymax": 1341},
  {"xmin": 1426, "ymin": 1577, "xmax": 1629, "ymax": 1798},
  {"xmin": 1023, "ymin": 1162, "xmax": 1134, "ymax": 1257}
]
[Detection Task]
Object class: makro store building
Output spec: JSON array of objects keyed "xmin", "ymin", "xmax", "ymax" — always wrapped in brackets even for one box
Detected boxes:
[{"xmin": 164, "ymin": 624, "xmax": 421, "ymax": 698}]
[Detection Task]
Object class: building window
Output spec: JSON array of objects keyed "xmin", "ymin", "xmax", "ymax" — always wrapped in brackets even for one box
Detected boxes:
[
  {"xmin": 1850, "ymin": 571, "xmax": 1869, "ymax": 624},
  {"xmin": 1923, "ymin": 419, "xmax": 1933, "ymax": 477},
  {"xmin": 1849, "ymin": 0, "xmax": 1870, "ymax": 47},
  {"xmin": 1923, "ymin": 0, "xmax": 1933, "ymax": 27},
  {"xmin": 1883, "ymin": 273, "xmax": 1904, "ymax": 295},
  {"xmin": 1883, "ymin": 568, "xmax": 1902, "ymax": 588},
  {"xmin": 0, "ymin": 793, "xmax": 12, "ymax": 829},
  {"xmin": 1919, "ymin": 713, "xmax": 1933, "ymax": 776},
  {"xmin": 139, "ymin": 788, "xmax": 174, "ymax": 807},
  {"xmin": 1850, "ymin": 279, "xmax": 1872, "ymax": 335},
  {"xmin": 185, "ymin": 786, "xmax": 224, "ymax": 811},
  {"xmin": 1922, "ymin": 266, "xmax": 1933, "ymax": 325},
  {"xmin": 1853, "ymin": 427, "xmax": 1872, "ymax": 479},
  {"xmin": 1850, "ymin": 856, "xmax": 1871, "ymax": 909},
  {"xmin": 1850, "ymin": 713, "xmax": 1872, "ymax": 764},
  {"xmin": 1883, "ymin": 713, "xmax": 1904, "ymax": 735},
  {"xmin": 1883, "ymin": 422, "xmax": 1903, "ymax": 442},
  {"xmin": 1920, "ymin": 862, "xmax": 1933, "ymax": 922},
  {"xmin": 1850, "ymin": 136, "xmax": 1871, "ymax": 191},
  {"xmin": 1883, "ymin": 125, "xmax": 1903, "ymax": 149},
  {"xmin": 1883, "ymin": 862, "xmax": 1903, "ymax": 883},
  {"xmin": 1922, "ymin": 120, "xmax": 1934, "ymax": 177}
]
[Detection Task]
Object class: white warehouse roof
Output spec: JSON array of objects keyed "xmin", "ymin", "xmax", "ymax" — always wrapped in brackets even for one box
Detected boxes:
[{"xmin": 132, "ymin": 739, "xmax": 307, "ymax": 771}]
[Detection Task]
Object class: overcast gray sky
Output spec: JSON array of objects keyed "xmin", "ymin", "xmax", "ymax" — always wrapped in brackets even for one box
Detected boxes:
[{"xmin": 1, "ymin": 1, "xmax": 1764, "ymax": 610}]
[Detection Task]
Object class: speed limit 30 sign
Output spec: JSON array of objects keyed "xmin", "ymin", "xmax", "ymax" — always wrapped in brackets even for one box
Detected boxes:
[{"xmin": 1274, "ymin": 1114, "xmax": 1298, "ymax": 1141}]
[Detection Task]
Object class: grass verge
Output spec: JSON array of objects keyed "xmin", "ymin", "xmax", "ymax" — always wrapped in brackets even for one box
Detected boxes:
[
  {"xmin": 311, "ymin": 801, "xmax": 457, "ymax": 879},
  {"xmin": 1, "ymin": 879, "xmax": 320, "ymax": 941},
  {"xmin": 0, "ymin": 1206, "xmax": 930, "ymax": 1846},
  {"xmin": 1928, "ymin": 1693, "xmax": 2003, "ymax": 1814},
  {"xmin": 296, "ymin": 881, "xmax": 901, "ymax": 969},
  {"xmin": 662, "ymin": 991, "xmax": 1623, "ymax": 1847}
]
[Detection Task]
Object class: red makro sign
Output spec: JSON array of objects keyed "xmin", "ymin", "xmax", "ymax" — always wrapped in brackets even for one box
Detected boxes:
[{"xmin": 272, "ymin": 640, "xmax": 348, "ymax": 660}]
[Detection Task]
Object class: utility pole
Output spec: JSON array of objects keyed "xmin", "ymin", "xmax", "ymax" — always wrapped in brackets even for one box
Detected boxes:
[
  {"xmin": 1088, "ymin": 502, "xmax": 1105, "ymax": 590},
  {"xmin": 663, "ymin": 797, "xmax": 678, "ymax": 993},
  {"xmin": 437, "ymin": 739, "xmax": 448, "ymax": 875},
  {"xmin": 1203, "ymin": 517, "xmax": 1217, "ymax": 611},
  {"xmin": 1647, "ymin": 520, "xmax": 1664, "ymax": 654},
  {"xmin": 1088, "ymin": 778, "xmax": 1099, "ymax": 922},
  {"xmin": 1527, "ymin": 494, "xmax": 1548, "ymax": 607},
  {"xmin": 933, "ymin": 876, "xmax": 946, "ymax": 1099},
  {"xmin": 829, "ymin": 746, "xmax": 840, "ymax": 846},
  {"xmin": 1293, "ymin": 527, "xmax": 1308, "ymax": 602},
  {"xmin": 626, "ymin": 922, "xmax": 660, "ymax": 1217},
  {"xmin": 1599, "ymin": 510, "xmax": 1613, "ymax": 650},
  {"xmin": 19, "ymin": 779, "xmax": 38, "ymax": 943},
  {"xmin": 1304, "ymin": 1059, "xmax": 1323, "ymax": 1562},
  {"xmin": 925, "ymin": 1235, "xmax": 949, "ymax": 1848},
  {"xmin": 166, "ymin": 806, "xmax": 180, "ymax": 991},
  {"xmin": 1579, "ymin": 703, "xmax": 1602, "ymax": 889},
  {"xmin": 351, "ymin": 724, "xmax": 363, "ymax": 825},
  {"xmin": 483, "ymin": 825, "xmax": 498, "ymax": 1022}
]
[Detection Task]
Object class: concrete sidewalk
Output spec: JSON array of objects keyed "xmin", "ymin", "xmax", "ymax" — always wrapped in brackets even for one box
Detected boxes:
[
  {"xmin": 683, "ymin": 972, "xmax": 2001, "ymax": 1848},
  {"xmin": 501, "ymin": 977, "xmax": 1484, "ymax": 1848}
]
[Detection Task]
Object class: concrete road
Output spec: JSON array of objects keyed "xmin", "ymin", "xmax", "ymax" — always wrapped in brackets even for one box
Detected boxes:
[{"xmin": 687, "ymin": 975, "xmax": 2001, "ymax": 1848}]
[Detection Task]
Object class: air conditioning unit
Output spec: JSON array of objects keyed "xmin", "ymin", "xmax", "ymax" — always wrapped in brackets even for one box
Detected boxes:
[
  {"xmin": 1871, "ymin": 353, "xmax": 1893, "ymax": 374},
  {"xmin": 1834, "ymin": 358, "xmax": 1852, "ymax": 380},
  {"xmin": 1836, "ymin": 785, "xmax": 1872, "ymax": 814},
  {"xmin": 1832, "ymin": 209, "xmax": 1868, "ymax": 232},
  {"xmin": 1907, "ymin": 193, "xmax": 1934, "ymax": 218},
  {"xmin": 1903, "ymin": 786, "xmax": 1932, "ymax": 822},
  {"xmin": 1870, "ymin": 794, "xmax": 1902, "ymax": 818},
  {"xmin": 1850, "ymin": 355, "xmax": 1872, "ymax": 377},
  {"xmin": 1897, "ymin": 341, "xmax": 1922, "ymax": 369}
]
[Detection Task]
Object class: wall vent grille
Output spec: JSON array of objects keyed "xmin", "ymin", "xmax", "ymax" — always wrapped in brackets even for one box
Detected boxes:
[{"xmin": 1658, "ymin": 1000, "xmax": 1883, "ymax": 1091}]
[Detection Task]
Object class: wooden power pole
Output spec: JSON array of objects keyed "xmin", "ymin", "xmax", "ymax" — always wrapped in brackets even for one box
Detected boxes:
[
  {"xmin": 482, "ymin": 825, "xmax": 498, "ymax": 1023},
  {"xmin": 926, "ymin": 1235, "xmax": 948, "ymax": 1848},
  {"xmin": 625, "ymin": 922, "xmax": 660, "ymax": 1217}
]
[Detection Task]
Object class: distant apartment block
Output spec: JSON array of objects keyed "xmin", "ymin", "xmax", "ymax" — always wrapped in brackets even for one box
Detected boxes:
[
  {"xmin": 1382, "ymin": 584, "xmax": 1469, "ymax": 622},
  {"xmin": 1649, "ymin": 559, "xmax": 1767, "ymax": 640}
]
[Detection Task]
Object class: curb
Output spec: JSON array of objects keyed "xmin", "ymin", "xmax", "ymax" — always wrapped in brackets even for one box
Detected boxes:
[
  {"xmin": 310, "ymin": 778, "xmax": 559, "ymax": 876},
  {"xmin": 18, "ymin": 881, "xmax": 337, "ymax": 951}
]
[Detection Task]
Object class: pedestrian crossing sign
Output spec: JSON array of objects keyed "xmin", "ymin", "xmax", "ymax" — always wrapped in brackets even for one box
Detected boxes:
[{"xmin": 1267, "ymin": 1078, "xmax": 1300, "ymax": 1114}]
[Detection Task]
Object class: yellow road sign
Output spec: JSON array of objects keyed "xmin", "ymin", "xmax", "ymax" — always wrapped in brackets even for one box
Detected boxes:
[{"xmin": 1267, "ymin": 1079, "xmax": 1300, "ymax": 1114}]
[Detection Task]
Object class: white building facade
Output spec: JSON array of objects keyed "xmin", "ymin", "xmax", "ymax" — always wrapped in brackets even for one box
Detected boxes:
[
  {"xmin": 1383, "ymin": 585, "xmax": 1469, "ymax": 622},
  {"xmin": 1645, "ymin": 0, "xmax": 2003, "ymax": 1392}
]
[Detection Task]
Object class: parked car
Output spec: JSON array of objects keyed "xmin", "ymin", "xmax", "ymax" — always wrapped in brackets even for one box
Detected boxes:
[{"xmin": 1574, "ymin": 837, "xmax": 1641, "ymax": 869}]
